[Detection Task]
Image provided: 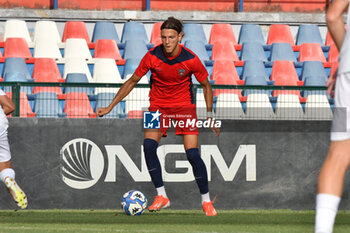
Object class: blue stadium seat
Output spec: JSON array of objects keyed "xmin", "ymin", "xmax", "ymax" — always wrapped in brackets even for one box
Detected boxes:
[
  {"xmin": 182, "ymin": 23, "xmax": 207, "ymax": 44},
  {"xmin": 244, "ymin": 75, "xmax": 270, "ymax": 96},
  {"xmin": 269, "ymin": 43, "xmax": 296, "ymax": 62},
  {"xmin": 300, "ymin": 61, "xmax": 327, "ymax": 82},
  {"xmin": 238, "ymin": 24, "xmax": 265, "ymax": 45},
  {"xmin": 241, "ymin": 60, "xmax": 269, "ymax": 81},
  {"xmin": 64, "ymin": 73, "xmax": 94, "ymax": 95},
  {"xmin": 184, "ymin": 40, "xmax": 209, "ymax": 61},
  {"xmin": 240, "ymin": 42, "xmax": 267, "ymax": 62},
  {"xmin": 34, "ymin": 92, "xmax": 65, "ymax": 118},
  {"xmin": 95, "ymin": 92, "xmax": 124, "ymax": 118},
  {"xmin": 123, "ymin": 59, "xmax": 140, "ymax": 79},
  {"xmin": 303, "ymin": 75, "xmax": 327, "ymax": 97},
  {"xmin": 296, "ymin": 24, "xmax": 323, "ymax": 45},
  {"xmin": 3, "ymin": 72, "xmax": 32, "ymax": 95},
  {"xmin": 123, "ymin": 40, "xmax": 148, "ymax": 60},
  {"xmin": 121, "ymin": 22, "xmax": 148, "ymax": 43},
  {"xmin": 2, "ymin": 58, "xmax": 32, "ymax": 81},
  {"xmin": 92, "ymin": 21, "xmax": 120, "ymax": 43}
]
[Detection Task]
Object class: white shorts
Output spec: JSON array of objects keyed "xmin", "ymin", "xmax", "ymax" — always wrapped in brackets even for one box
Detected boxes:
[
  {"xmin": 331, "ymin": 72, "xmax": 350, "ymax": 141},
  {"xmin": 0, "ymin": 126, "xmax": 11, "ymax": 162}
]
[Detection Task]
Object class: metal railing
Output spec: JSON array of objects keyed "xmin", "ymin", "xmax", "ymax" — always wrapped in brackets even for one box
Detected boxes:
[{"xmin": 0, "ymin": 82, "xmax": 330, "ymax": 120}]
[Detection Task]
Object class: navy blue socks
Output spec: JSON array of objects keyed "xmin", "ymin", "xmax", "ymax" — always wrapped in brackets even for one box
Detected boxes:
[
  {"xmin": 186, "ymin": 148, "xmax": 209, "ymax": 194},
  {"xmin": 143, "ymin": 138, "xmax": 163, "ymax": 188}
]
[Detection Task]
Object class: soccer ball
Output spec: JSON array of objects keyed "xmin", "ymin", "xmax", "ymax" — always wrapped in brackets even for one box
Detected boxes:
[{"xmin": 121, "ymin": 190, "xmax": 147, "ymax": 216}]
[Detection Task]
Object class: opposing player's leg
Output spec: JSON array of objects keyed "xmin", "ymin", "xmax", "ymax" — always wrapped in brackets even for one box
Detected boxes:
[
  {"xmin": 144, "ymin": 129, "xmax": 170, "ymax": 211},
  {"xmin": 183, "ymin": 134, "xmax": 217, "ymax": 216},
  {"xmin": 315, "ymin": 139, "xmax": 350, "ymax": 233}
]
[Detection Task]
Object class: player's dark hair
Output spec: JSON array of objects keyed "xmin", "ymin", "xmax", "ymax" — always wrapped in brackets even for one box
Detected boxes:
[{"xmin": 161, "ymin": 17, "xmax": 183, "ymax": 34}]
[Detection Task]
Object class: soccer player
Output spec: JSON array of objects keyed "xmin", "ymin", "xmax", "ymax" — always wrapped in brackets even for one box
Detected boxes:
[
  {"xmin": 315, "ymin": 0, "xmax": 350, "ymax": 232},
  {"xmin": 97, "ymin": 17, "xmax": 220, "ymax": 216},
  {"xmin": 0, "ymin": 90, "xmax": 27, "ymax": 209}
]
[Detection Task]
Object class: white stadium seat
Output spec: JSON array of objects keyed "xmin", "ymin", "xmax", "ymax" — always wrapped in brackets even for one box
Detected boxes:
[
  {"xmin": 245, "ymin": 93, "xmax": 275, "ymax": 120},
  {"xmin": 4, "ymin": 20, "xmax": 32, "ymax": 45},
  {"xmin": 304, "ymin": 94, "xmax": 333, "ymax": 120},
  {"xmin": 34, "ymin": 21, "xmax": 61, "ymax": 43},
  {"xmin": 63, "ymin": 57, "xmax": 93, "ymax": 82},
  {"xmin": 34, "ymin": 38, "xmax": 62, "ymax": 59},
  {"xmin": 215, "ymin": 93, "xmax": 245, "ymax": 119},
  {"xmin": 64, "ymin": 38, "xmax": 92, "ymax": 60},
  {"xmin": 93, "ymin": 58, "xmax": 123, "ymax": 94},
  {"xmin": 275, "ymin": 94, "xmax": 304, "ymax": 120}
]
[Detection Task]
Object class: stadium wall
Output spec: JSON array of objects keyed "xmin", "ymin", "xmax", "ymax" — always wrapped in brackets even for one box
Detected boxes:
[
  {"xmin": 0, "ymin": 118, "xmax": 348, "ymax": 210},
  {"xmin": 0, "ymin": 0, "xmax": 327, "ymax": 12}
]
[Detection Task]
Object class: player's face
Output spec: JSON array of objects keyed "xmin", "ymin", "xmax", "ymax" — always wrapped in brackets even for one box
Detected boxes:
[{"xmin": 161, "ymin": 29, "xmax": 182, "ymax": 56}]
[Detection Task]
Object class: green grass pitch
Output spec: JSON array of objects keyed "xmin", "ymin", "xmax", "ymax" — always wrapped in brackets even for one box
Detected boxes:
[{"xmin": 0, "ymin": 209, "xmax": 349, "ymax": 233}]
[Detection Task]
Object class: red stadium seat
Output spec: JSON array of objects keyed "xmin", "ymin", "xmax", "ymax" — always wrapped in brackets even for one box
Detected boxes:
[
  {"xmin": 93, "ymin": 39, "xmax": 122, "ymax": 60},
  {"xmin": 271, "ymin": 60, "xmax": 303, "ymax": 98},
  {"xmin": 6, "ymin": 92, "xmax": 36, "ymax": 117},
  {"xmin": 3, "ymin": 38, "xmax": 31, "ymax": 58},
  {"xmin": 150, "ymin": 22, "xmax": 162, "ymax": 45},
  {"xmin": 328, "ymin": 44, "xmax": 339, "ymax": 63},
  {"xmin": 298, "ymin": 43, "xmax": 326, "ymax": 62},
  {"xmin": 267, "ymin": 24, "xmax": 295, "ymax": 45},
  {"xmin": 209, "ymin": 24, "xmax": 237, "ymax": 44},
  {"xmin": 325, "ymin": 31, "xmax": 335, "ymax": 46},
  {"xmin": 211, "ymin": 60, "xmax": 241, "ymax": 83},
  {"xmin": 64, "ymin": 92, "xmax": 96, "ymax": 118},
  {"xmin": 127, "ymin": 110, "xmax": 143, "ymax": 119},
  {"xmin": 33, "ymin": 58, "xmax": 62, "ymax": 80},
  {"xmin": 32, "ymin": 72, "xmax": 63, "ymax": 95},
  {"xmin": 211, "ymin": 41, "xmax": 239, "ymax": 61},
  {"xmin": 62, "ymin": 21, "xmax": 91, "ymax": 43}
]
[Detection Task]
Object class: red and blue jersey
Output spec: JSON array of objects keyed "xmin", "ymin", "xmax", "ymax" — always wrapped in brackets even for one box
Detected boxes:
[{"xmin": 135, "ymin": 44, "xmax": 208, "ymax": 106}]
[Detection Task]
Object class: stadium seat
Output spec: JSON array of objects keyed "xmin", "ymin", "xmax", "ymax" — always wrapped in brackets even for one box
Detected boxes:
[
  {"xmin": 65, "ymin": 73, "xmax": 94, "ymax": 96},
  {"xmin": 300, "ymin": 61, "xmax": 327, "ymax": 82},
  {"xmin": 3, "ymin": 20, "xmax": 32, "ymax": 44},
  {"xmin": 3, "ymin": 38, "xmax": 32, "ymax": 58},
  {"xmin": 123, "ymin": 40, "xmax": 148, "ymax": 60},
  {"xmin": 6, "ymin": 92, "xmax": 35, "ymax": 118},
  {"xmin": 328, "ymin": 44, "xmax": 339, "ymax": 63},
  {"xmin": 64, "ymin": 92, "xmax": 96, "ymax": 118},
  {"xmin": 196, "ymin": 92, "xmax": 207, "ymax": 119},
  {"xmin": 303, "ymin": 75, "xmax": 327, "ymax": 97},
  {"xmin": 298, "ymin": 43, "xmax": 326, "ymax": 62},
  {"xmin": 325, "ymin": 31, "xmax": 335, "ymax": 46},
  {"xmin": 267, "ymin": 24, "xmax": 295, "ymax": 45},
  {"xmin": 62, "ymin": 21, "xmax": 91, "ymax": 43},
  {"xmin": 127, "ymin": 110, "xmax": 143, "ymax": 119},
  {"xmin": 93, "ymin": 58, "xmax": 123, "ymax": 94},
  {"xmin": 182, "ymin": 23, "xmax": 207, "ymax": 44},
  {"xmin": 296, "ymin": 24, "xmax": 323, "ymax": 45},
  {"xmin": 2, "ymin": 58, "xmax": 32, "ymax": 81},
  {"xmin": 275, "ymin": 94, "xmax": 304, "ymax": 120},
  {"xmin": 93, "ymin": 39, "xmax": 122, "ymax": 60},
  {"xmin": 215, "ymin": 93, "xmax": 245, "ymax": 119},
  {"xmin": 34, "ymin": 92, "xmax": 64, "ymax": 118},
  {"xmin": 184, "ymin": 40, "xmax": 209, "ymax": 61},
  {"xmin": 209, "ymin": 23, "xmax": 237, "ymax": 44},
  {"xmin": 244, "ymin": 75, "xmax": 270, "ymax": 96},
  {"xmin": 34, "ymin": 38, "xmax": 62, "ymax": 59},
  {"xmin": 124, "ymin": 88, "xmax": 150, "ymax": 113},
  {"xmin": 33, "ymin": 58, "xmax": 62, "ymax": 80},
  {"xmin": 271, "ymin": 61, "xmax": 302, "ymax": 97},
  {"xmin": 63, "ymin": 57, "xmax": 93, "ymax": 81},
  {"xmin": 240, "ymin": 42, "xmax": 267, "ymax": 61},
  {"xmin": 34, "ymin": 21, "xmax": 61, "ymax": 43},
  {"xmin": 241, "ymin": 60, "xmax": 269, "ymax": 81},
  {"xmin": 245, "ymin": 93, "xmax": 274, "ymax": 119},
  {"xmin": 123, "ymin": 58, "xmax": 141, "ymax": 79},
  {"xmin": 92, "ymin": 21, "xmax": 120, "ymax": 43},
  {"xmin": 304, "ymin": 94, "xmax": 332, "ymax": 120},
  {"xmin": 211, "ymin": 60, "xmax": 240, "ymax": 82},
  {"xmin": 269, "ymin": 43, "xmax": 296, "ymax": 62},
  {"xmin": 121, "ymin": 22, "xmax": 148, "ymax": 43},
  {"xmin": 64, "ymin": 38, "xmax": 92, "ymax": 60},
  {"xmin": 95, "ymin": 92, "xmax": 124, "ymax": 118},
  {"xmin": 32, "ymin": 72, "xmax": 63, "ymax": 95},
  {"xmin": 150, "ymin": 22, "xmax": 162, "ymax": 45},
  {"xmin": 3, "ymin": 72, "xmax": 32, "ymax": 95},
  {"xmin": 211, "ymin": 41, "xmax": 239, "ymax": 61},
  {"xmin": 238, "ymin": 24, "xmax": 265, "ymax": 45}
]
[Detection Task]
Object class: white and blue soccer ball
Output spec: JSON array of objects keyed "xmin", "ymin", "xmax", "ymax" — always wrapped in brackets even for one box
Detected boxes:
[{"xmin": 121, "ymin": 190, "xmax": 147, "ymax": 216}]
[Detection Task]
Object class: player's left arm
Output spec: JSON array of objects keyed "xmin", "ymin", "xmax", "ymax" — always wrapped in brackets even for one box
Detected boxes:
[
  {"xmin": 0, "ymin": 95, "xmax": 15, "ymax": 115},
  {"xmin": 200, "ymin": 79, "xmax": 220, "ymax": 136}
]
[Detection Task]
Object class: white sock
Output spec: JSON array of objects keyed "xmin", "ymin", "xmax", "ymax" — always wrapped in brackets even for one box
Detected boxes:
[
  {"xmin": 315, "ymin": 193, "xmax": 341, "ymax": 233},
  {"xmin": 156, "ymin": 186, "xmax": 167, "ymax": 198},
  {"xmin": 0, "ymin": 168, "xmax": 15, "ymax": 182},
  {"xmin": 201, "ymin": 192, "xmax": 211, "ymax": 204}
]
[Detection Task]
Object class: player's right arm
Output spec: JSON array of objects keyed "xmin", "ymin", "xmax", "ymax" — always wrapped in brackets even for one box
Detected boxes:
[
  {"xmin": 0, "ymin": 95, "xmax": 15, "ymax": 115},
  {"xmin": 97, "ymin": 73, "xmax": 142, "ymax": 117}
]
